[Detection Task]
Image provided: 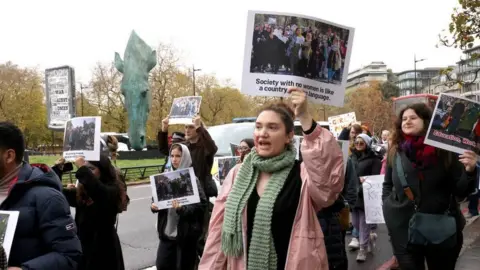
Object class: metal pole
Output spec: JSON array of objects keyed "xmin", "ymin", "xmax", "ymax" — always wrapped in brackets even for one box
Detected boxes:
[
  {"xmin": 193, "ymin": 65, "xmax": 196, "ymax": 96},
  {"xmin": 80, "ymin": 84, "xmax": 84, "ymax": 116},
  {"xmin": 51, "ymin": 131, "xmax": 55, "ymax": 155},
  {"xmin": 414, "ymin": 54, "xmax": 417, "ymax": 95}
]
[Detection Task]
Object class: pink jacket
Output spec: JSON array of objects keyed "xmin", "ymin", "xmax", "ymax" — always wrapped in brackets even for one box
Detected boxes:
[
  {"xmin": 380, "ymin": 156, "xmax": 387, "ymax": 174},
  {"xmin": 199, "ymin": 125, "xmax": 345, "ymax": 270}
]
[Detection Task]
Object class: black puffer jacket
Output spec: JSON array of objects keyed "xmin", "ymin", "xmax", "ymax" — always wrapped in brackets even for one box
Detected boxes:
[{"xmin": 348, "ymin": 149, "xmax": 382, "ymax": 210}]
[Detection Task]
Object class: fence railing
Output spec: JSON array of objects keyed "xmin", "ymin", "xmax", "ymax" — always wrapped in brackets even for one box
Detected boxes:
[{"xmin": 61, "ymin": 164, "xmax": 164, "ymax": 184}]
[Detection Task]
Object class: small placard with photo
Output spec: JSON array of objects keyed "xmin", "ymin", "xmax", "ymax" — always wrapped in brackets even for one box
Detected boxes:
[
  {"xmin": 0, "ymin": 211, "xmax": 20, "ymax": 261},
  {"xmin": 216, "ymin": 156, "xmax": 240, "ymax": 186},
  {"xmin": 168, "ymin": 96, "xmax": 202, "ymax": 125},
  {"xmin": 63, "ymin": 116, "xmax": 102, "ymax": 161},
  {"xmin": 150, "ymin": 168, "xmax": 200, "ymax": 210}
]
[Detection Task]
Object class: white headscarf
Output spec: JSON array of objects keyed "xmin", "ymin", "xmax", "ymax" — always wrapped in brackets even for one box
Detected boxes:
[{"xmin": 166, "ymin": 143, "xmax": 192, "ymax": 172}]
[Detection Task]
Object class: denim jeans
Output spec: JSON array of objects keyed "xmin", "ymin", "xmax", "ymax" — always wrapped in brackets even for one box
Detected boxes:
[{"xmin": 468, "ymin": 191, "xmax": 479, "ymax": 216}]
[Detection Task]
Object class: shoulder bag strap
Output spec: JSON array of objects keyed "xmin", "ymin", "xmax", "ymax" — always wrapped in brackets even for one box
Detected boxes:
[{"xmin": 395, "ymin": 152, "xmax": 416, "ymax": 204}]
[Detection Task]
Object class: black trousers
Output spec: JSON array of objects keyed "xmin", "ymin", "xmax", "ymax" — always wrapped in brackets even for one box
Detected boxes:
[
  {"xmin": 393, "ymin": 231, "xmax": 463, "ymax": 270},
  {"xmin": 156, "ymin": 237, "xmax": 198, "ymax": 270}
]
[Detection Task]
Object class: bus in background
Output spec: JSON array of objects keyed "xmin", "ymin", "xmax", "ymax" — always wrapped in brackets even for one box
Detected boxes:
[{"xmin": 392, "ymin": 94, "xmax": 438, "ymax": 116}]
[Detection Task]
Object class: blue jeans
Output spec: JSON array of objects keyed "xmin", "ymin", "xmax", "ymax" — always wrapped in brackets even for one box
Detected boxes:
[{"xmin": 468, "ymin": 191, "xmax": 479, "ymax": 216}]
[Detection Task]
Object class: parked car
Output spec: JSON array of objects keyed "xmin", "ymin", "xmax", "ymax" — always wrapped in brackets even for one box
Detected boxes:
[{"xmin": 207, "ymin": 121, "xmax": 330, "ymax": 156}]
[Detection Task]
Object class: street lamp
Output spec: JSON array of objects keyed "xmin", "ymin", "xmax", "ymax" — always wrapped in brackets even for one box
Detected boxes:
[
  {"xmin": 414, "ymin": 54, "xmax": 427, "ymax": 94},
  {"xmin": 192, "ymin": 65, "xmax": 202, "ymax": 96},
  {"xmin": 79, "ymin": 83, "xmax": 88, "ymax": 116}
]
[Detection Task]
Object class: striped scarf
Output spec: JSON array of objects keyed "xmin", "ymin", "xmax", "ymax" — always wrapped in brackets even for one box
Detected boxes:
[{"xmin": 221, "ymin": 147, "xmax": 296, "ymax": 270}]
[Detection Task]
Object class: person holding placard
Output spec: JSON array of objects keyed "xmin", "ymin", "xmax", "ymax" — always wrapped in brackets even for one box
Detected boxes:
[
  {"xmin": 199, "ymin": 88, "xmax": 344, "ymax": 270},
  {"xmin": 345, "ymin": 134, "xmax": 382, "ymax": 262},
  {"xmin": 0, "ymin": 122, "xmax": 82, "ymax": 270},
  {"xmin": 382, "ymin": 103, "xmax": 478, "ymax": 270},
  {"xmin": 62, "ymin": 154, "xmax": 126, "ymax": 270},
  {"xmin": 151, "ymin": 143, "xmax": 207, "ymax": 270}
]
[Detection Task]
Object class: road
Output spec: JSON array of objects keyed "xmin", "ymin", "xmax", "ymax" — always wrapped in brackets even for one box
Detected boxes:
[{"xmin": 71, "ymin": 184, "xmax": 158, "ymax": 270}]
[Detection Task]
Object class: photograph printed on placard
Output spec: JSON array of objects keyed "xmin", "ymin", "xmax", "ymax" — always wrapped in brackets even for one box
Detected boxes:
[
  {"xmin": 0, "ymin": 211, "xmax": 19, "ymax": 260},
  {"xmin": 62, "ymin": 116, "xmax": 102, "ymax": 161},
  {"xmin": 242, "ymin": 10, "xmax": 355, "ymax": 107},
  {"xmin": 150, "ymin": 168, "xmax": 200, "ymax": 210},
  {"xmin": 169, "ymin": 96, "xmax": 202, "ymax": 125},
  {"xmin": 425, "ymin": 93, "xmax": 480, "ymax": 155},
  {"xmin": 217, "ymin": 157, "xmax": 240, "ymax": 185}
]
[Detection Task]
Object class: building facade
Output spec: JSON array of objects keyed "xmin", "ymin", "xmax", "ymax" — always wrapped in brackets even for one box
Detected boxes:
[
  {"xmin": 421, "ymin": 66, "xmax": 460, "ymax": 95},
  {"xmin": 457, "ymin": 45, "xmax": 480, "ymax": 101},
  {"xmin": 395, "ymin": 68, "xmax": 445, "ymax": 96},
  {"xmin": 346, "ymin": 61, "xmax": 388, "ymax": 90}
]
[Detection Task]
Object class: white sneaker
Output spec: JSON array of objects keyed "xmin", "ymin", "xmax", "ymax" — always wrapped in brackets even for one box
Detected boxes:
[
  {"xmin": 348, "ymin": 237, "xmax": 360, "ymax": 250},
  {"xmin": 356, "ymin": 249, "xmax": 367, "ymax": 262},
  {"xmin": 367, "ymin": 233, "xmax": 377, "ymax": 253}
]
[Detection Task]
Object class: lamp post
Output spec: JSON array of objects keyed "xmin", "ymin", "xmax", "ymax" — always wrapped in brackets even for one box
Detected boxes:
[
  {"xmin": 414, "ymin": 54, "xmax": 427, "ymax": 94},
  {"xmin": 79, "ymin": 83, "xmax": 87, "ymax": 116},
  {"xmin": 192, "ymin": 65, "xmax": 202, "ymax": 96}
]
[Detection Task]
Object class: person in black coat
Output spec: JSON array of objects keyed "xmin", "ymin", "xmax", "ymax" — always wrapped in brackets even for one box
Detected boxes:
[
  {"xmin": 151, "ymin": 143, "xmax": 207, "ymax": 270},
  {"xmin": 0, "ymin": 122, "xmax": 82, "ymax": 270},
  {"xmin": 62, "ymin": 154, "xmax": 126, "ymax": 270},
  {"xmin": 346, "ymin": 133, "xmax": 382, "ymax": 262},
  {"xmin": 382, "ymin": 103, "xmax": 477, "ymax": 270}
]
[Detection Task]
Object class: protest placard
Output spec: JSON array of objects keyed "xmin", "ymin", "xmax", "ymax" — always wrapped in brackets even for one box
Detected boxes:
[
  {"xmin": 293, "ymin": 136, "xmax": 303, "ymax": 160},
  {"xmin": 216, "ymin": 156, "xmax": 240, "ymax": 185},
  {"xmin": 329, "ymin": 112, "xmax": 356, "ymax": 137},
  {"xmin": 425, "ymin": 93, "xmax": 480, "ymax": 155},
  {"xmin": 45, "ymin": 66, "xmax": 76, "ymax": 130},
  {"xmin": 63, "ymin": 116, "xmax": 101, "ymax": 161},
  {"xmin": 0, "ymin": 211, "xmax": 19, "ymax": 260},
  {"xmin": 337, "ymin": 140, "xmax": 349, "ymax": 172},
  {"xmin": 242, "ymin": 10, "xmax": 354, "ymax": 107},
  {"xmin": 230, "ymin": 143, "xmax": 240, "ymax": 156},
  {"xmin": 169, "ymin": 96, "xmax": 202, "ymax": 125},
  {"xmin": 362, "ymin": 175, "xmax": 385, "ymax": 224},
  {"xmin": 150, "ymin": 168, "xmax": 200, "ymax": 210}
]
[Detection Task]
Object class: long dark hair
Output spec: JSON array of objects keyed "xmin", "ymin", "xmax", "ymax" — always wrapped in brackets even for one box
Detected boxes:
[
  {"xmin": 240, "ymin": 138, "xmax": 254, "ymax": 162},
  {"xmin": 77, "ymin": 153, "xmax": 127, "ymax": 212},
  {"xmin": 387, "ymin": 103, "xmax": 451, "ymax": 166}
]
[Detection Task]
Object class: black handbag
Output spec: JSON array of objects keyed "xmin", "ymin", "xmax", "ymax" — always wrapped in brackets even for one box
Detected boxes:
[{"xmin": 395, "ymin": 153, "xmax": 457, "ymax": 248}]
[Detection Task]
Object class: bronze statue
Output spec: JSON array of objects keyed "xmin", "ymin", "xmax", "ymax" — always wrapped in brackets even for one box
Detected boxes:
[{"xmin": 114, "ymin": 30, "xmax": 156, "ymax": 151}]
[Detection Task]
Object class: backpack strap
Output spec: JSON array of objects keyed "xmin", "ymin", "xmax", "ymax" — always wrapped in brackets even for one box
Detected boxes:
[{"xmin": 395, "ymin": 152, "xmax": 415, "ymax": 203}]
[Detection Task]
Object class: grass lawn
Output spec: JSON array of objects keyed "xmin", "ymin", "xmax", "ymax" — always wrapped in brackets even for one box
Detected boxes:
[{"xmin": 29, "ymin": 155, "xmax": 164, "ymax": 168}]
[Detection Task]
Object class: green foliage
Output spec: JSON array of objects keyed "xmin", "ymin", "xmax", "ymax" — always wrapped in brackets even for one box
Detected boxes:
[{"xmin": 439, "ymin": 0, "xmax": 480, "ymax": 50}]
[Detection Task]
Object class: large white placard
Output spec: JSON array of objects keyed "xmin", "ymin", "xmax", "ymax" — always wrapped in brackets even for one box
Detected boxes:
[
  {"xmin": 424, "ymin": 93, "xmax": 480, "ymax": 155},
  {"xmin": 150, "ymin": 168, "xmax": 200, "ymax": 210},
  {"xmin": 45, "ymin": 66, "xmax": 75, "ymax": 130},
  {"xmin": 362, "ymin": 175, "xmax": 385, "ymax": 224},
  {"xmin": 0, "ymin": 210, "xmax": 19, "ymax": 261},
  {"xmin": 337, "ymin": 140, "xmax": 349, "ymax": 172},
  {"xmin": 242, "ymin": 10, "xmax": 355, "ymax": 107},
  {"xmin": 329, "ymin": 112, "xmax": 357, "ymax": 138},
  {"xmin": 169, "ymin": 96, "xmax": 202, "ymax": 125},
  {"xmin": 62, "ymin": 116, "xmax": 102, "ymax": 161}
]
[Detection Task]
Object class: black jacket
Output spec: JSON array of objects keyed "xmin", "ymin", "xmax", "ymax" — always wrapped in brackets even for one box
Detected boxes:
[
  {"xmin": 152, "ymin": 177, "xmax": 207, "ymax": 242},
  {"xmin": 158, "ymin": 127, "xmax": 218, "ymax": 197},
  {"xmin": 348, "ymin": 149, "xmax": 382, "ymax": 210},
  {"xmin": 1, "ymin": 163, "xmax": 82, "ymax": 269},
  {"xmin": 61, "ymin": 167, "xmax": 125, "ymax": 270},
  {"xmin": 382, "ymin": 151, "xmax": 477, "ymax": 249}
]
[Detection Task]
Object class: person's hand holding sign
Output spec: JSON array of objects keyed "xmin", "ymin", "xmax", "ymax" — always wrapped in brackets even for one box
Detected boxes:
[
  {"xmin": 459, "ymin": 150, "xmax": 477, "ymax": 172},
  {"xmin": 360, "ymin": 177, "xmax": 366, "ymax": 183},
  {"xmin": 172, "ymin": 200, "xmax": 181, "ymax": 210},
  {"xmin": 287, "ymin": 87, "xmax": 313, "ymax": 131},
  {"xmin": 74, "ymin": 156, "xmax": 86, "ymax": 168},
  {"xmin": 192, "ymin": 115, "xmax": 202, "ymax": 129},
  {"xmin": 162, "ymin": 115, "xmax": 170, "ymax": 132}
]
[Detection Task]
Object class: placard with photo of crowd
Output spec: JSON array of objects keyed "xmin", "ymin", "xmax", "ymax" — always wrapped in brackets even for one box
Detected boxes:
[
  {"xmin": 216, "ymin": 156, "xmax": 240, "ymax": 186},
  {"xmin": 150, "ymin": 168, "xmax": 200, "ymax": 210},
  {"xmin": 425, "ymin": 93, "xmax": 480, "ymax": 155},
  {"xmin": 241, "ymin": 10, "xmax": 355, "ymax": 107},
  {"xmin": 63, "ymin": 116, "xmax": 102, "ymax": 161},
  {"xmin": 0, "ymin": 210, "xmax": 19, "ymax": 261},
  {"xmin": 168, "ymin": 96, "xmax": 202, "ymax": 125}
]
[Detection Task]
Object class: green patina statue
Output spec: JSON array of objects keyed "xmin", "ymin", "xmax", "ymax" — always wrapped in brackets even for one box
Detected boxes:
[{"xmin": 114, "ymin": 30, "xmax": 157, "ymax": 151}]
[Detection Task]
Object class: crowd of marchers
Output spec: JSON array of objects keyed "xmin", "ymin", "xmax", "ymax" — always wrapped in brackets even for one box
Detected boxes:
[{"xmin": 0, "ymin": 88, "xmax": 478, "ymax": 270}]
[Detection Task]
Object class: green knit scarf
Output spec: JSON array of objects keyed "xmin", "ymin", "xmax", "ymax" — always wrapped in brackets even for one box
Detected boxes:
[{"xmin": 221, "ymin": 147, "xmax": 296, "ymax": 270}]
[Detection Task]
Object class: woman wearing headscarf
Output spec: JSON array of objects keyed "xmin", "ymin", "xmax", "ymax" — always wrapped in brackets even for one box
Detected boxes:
[
  {"xmin": 345, "ymin": 133, "xmax": 382, "ymax": 262},
  {"xmin": 151, "ymin": 143, "xmax": 207, "ymax": 270},
  {"xmin": 199, "ymin": 88, "xmax": 344, "ymax": 269},
  {"xmin": 62, "ymin": 154, "xmax": 126, "ymax": 270}
]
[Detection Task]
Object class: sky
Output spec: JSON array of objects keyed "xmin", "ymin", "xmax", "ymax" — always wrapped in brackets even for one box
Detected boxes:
[{"xmin": 0, "ymin": 0, "xmax": 465, "ymax": 88}]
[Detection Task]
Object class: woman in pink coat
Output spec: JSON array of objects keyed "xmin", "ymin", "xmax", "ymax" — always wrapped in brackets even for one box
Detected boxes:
[{"xmin": 199, "ymin": 88, "xmax": 344, "ymax": 270}]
